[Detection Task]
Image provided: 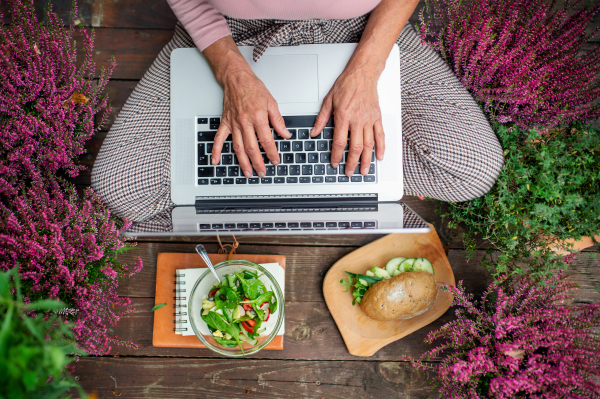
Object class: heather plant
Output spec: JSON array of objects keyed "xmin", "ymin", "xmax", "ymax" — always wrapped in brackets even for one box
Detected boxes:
[
  {"xmin": 0, "ymin": 178, "xmax": 142, "ymax": 355},
  {"xmin": 419, "ymin": 0, "xmax": 600, "ymax": 128},
  {"xmin": 407, "ymin": 273, "xmax": 600, "ymax": 398},
  {"xmin": 438, "ymin": 124, "xmax": 600, "ymax": 280},
  {"xmin": 0, "ymin": 0, "xmax": 113, "ymax": 196},
  {"xmin": 0, "ymin": 267, "xmax": 87, "ymax": 398}
]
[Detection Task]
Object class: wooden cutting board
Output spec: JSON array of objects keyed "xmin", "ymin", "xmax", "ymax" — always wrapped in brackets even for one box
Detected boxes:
[{"xmin": 323, "ymin": 224, "xmax": 455, "ymax": 357}]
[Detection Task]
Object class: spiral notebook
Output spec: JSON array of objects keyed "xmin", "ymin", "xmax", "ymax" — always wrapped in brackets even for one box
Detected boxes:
[{"xmin": 153, "ymin": 253, "xmax": 286, "ymax": 350}]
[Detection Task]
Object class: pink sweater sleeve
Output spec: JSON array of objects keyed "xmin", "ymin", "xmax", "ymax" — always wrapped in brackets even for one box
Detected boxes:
[{"xmin": 167, "ymin": 0, "xmax": 232, "ymax": 51}]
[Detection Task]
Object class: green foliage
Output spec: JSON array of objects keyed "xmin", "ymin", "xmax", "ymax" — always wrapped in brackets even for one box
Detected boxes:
[
  {"xmin": 0, "ymin": 268, "xmax": 86, "ymax": 399},
  {"xmin": 438, "ymin": 124, "xmax": 600, "ymax": 280}
]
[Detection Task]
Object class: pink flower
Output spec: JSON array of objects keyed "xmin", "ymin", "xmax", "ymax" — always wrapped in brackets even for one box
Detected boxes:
[{"xmin": 100, "ymin": 266, "xmax": 118, "ymax": 280}]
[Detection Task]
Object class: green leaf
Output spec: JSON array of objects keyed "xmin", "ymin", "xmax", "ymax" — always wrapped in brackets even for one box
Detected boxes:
[
  {"xmin": 25, "ymin": 299, "xmax": 66, "ymax": 312},
  {"xmin": 215, "ymin": 287, "xmax": 239, "ymax": 310},
  {"xmin": 151, "ymin": 303, "xmax": 167, "ymax": 311}
]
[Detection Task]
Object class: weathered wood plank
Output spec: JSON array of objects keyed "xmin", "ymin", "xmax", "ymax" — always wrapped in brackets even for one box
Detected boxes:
[
  {"xmin": 116, "ymin": 245, "xmax": 495, "ymax": 300},
  {"xmin": 73, "ymin": 357, "xmax": 439, "ymax": 399},
  {"xmin": 107, "ymin": 298, "xmax": 452, "ymax": 360}
]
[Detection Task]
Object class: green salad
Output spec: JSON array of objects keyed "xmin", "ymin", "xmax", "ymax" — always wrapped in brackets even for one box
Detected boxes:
[{"xmin": 201, "ymin": 270, "xmax": 278, "ymax": 352}]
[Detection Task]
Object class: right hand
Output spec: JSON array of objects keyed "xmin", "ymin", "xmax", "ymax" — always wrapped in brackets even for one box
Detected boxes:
[{"xmin": 211, "ymin": 68, "xmax": 290, "ymax": 178}]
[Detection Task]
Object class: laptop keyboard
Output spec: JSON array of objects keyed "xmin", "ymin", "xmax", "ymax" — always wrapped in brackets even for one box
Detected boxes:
[
  {"xmin": 198, "ymin": 220, "xmax": 377, "ymax": 232},
  {"xmin": 196, "ymin": 115, "xmax": 376, "ymax": 186}
]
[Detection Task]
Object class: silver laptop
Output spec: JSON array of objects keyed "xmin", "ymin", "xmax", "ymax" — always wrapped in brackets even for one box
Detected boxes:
[{"xmin": 130, "ymin": 43, "xmax": 430, "ymax": 236}]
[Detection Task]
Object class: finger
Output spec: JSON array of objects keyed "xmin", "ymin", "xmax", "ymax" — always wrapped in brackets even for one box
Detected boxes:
[
  {"xmin": 256, "ymin": 120, "xmax": 280, "ymax": 166},
  {"xmin": 331, "ymin": 115, "xmax": 349, "ymax": 168},
  {"xmin": 241, "ymin": 123, "xmax": 266, "ymax": 177},
  {"xmin": 267, "ymin": 98, "xmax": 290, "ymax": 139},
  {"xmin": 374, "ymin": 119, "xmax": 385, "ymax": 161},
  {"xmin": 212, "ymin": 121, "xmax": 231, "ymax": 165},
  {"xmin": 312, "ymin": 95, "xmax": 333, "ymax": 137},
  {"xmin": 360, "ymin": 123, "xmax": 374, "ymax": 175},
  {"xmin": 232, "ymin": 125, "xmax": 253, "ymax": 178},
  {"xmin": 345, "ymin": 124, "xmax": 363, "ymax": 177}
]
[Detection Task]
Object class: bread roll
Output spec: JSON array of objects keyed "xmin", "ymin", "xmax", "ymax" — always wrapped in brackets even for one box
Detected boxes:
[{"xmin": 359, "ymin": 271, "xmax": 438, "ymax": 321}]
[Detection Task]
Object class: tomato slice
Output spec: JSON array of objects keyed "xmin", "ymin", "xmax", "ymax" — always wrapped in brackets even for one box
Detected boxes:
[
  {"xmin": 242, "ymin": 298, "xmax": 253, "ymax": 311},
  {"xmin": 246, "ymin": 319, "xmax": 257, "ymax": 327},
  {"xmin": 208, "ymin": 287, "xmax": 219, "ymax": 298},
  {"xmin": 241, "ymin": 320, "xmax": 254, "ymax": 333}
]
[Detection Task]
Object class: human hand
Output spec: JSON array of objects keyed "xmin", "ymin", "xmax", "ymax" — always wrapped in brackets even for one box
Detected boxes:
[
  {"xmin": 311, "ymin": 67, "xmax": 385, "ymax": 177},
  {"xmin": 211, "ymin": 68, "xmax": 290, "ymax": 177}
]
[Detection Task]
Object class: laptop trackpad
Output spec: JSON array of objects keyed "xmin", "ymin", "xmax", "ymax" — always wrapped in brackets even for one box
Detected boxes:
[{"xmin": 252, "ymin": 55, "xmax": 319, "ymax": 103}]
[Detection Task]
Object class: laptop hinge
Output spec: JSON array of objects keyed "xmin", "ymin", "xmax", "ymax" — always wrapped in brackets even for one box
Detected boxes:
[{"xmin": 194, "ymin": 194, "xmax": 378, "ymax": 213}]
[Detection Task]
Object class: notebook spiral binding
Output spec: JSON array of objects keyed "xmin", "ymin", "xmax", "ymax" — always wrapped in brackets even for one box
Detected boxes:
[{"xmin": 174, "ymin": 272, "xmax": 188, "ymax": 332}]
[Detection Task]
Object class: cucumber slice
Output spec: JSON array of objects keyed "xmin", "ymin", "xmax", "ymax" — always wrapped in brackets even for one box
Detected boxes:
[
  {"xmin": 359, "ymin": 278, "xmax": 369, "ymax": 286},
  {"xmin": 365, "ymin": 270, "xmax": 375, "ymax": 277},
  {"xmin": 412, "ymin": 257, "xmax": 435, "ymax": 275},
  {"xmin": 370, "ymin": 266, "xmax": 391, "ymax": 280},
  {"xmin": 385, "ymin": 257, "xmax": 407, "ymax": 275},
  {"xmin": 398, "ymin": 258, "xmax": 416, "ymax": 273},
  {"xmin": 392, "ymin": 269, "xmax": 402, "ymax": 277}
]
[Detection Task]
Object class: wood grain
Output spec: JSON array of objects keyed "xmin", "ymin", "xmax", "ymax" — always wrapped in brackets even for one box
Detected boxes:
[
  {"xmin": 73, "ymin": 357, "xmax": 439, "ymax": 399},
  {"xmin": 323, "ymin": 226, "xmax": 454, "ymax": 357}
]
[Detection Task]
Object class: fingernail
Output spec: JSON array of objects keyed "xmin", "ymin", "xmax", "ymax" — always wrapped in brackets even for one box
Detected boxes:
[
  {"xmin": 244, "ymin": 170, "xmax": 252, "ymax": 178},
  {"xmin": 332, "ymin": 163, "xmax": 339, "ymax": 168},
  {"xmin": 273, "ymin": 160, "xmax": 279, "ymax": 166},
  {"xmin": 212, "ymin": 157, "xmax": 217, "ymax": 165},
  {"xmin": 361, "ymin": 169, "xmax": 368, "ymax": 175},
  {"xmin": 346, "ymin": 171, "xmax": 353, "ymax": 177},
  {"xmin": 258, "ymin": 171, "xmax": 265, "ymax": 178},
  {"xmin": 284, "ymin": 129, "xmax": 291, "ymax": 137}
]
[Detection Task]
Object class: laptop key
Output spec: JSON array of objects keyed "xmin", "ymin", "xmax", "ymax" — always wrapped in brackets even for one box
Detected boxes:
[
  {"xmin": 210, "ymin": 124, "xmax": 220, "ymax": 130},
  {"xmin": 288, "ymin": 129, "xmax": 297, "ymax": 139},
  {"xmin": 325, "ymin": 176, "xmax": 336, "ymax": 183},
  {"xmin": 216, "ymin": 167, "xmax": 227, "ymax": 177},
  {"xmin": 222, "ymin": 143, "xmax": 230, "ymax": 153},
  {"xmin": 198, "ymin": 155, "xmax": 209, "ymax": 165},
  {"xmin": 298, "ymin": 129, "xmax": 310, "ymax": 139},
  {"xmin": 261, "ymin": 177, "xmax": 273, "ymax": 184},
  {"xmin": 289, "ymin": 165, "xmax": 300, "ymax": 175},
  {"xmin": 265, "ymin": 166, "xmax": 275, "ymax": 176},
  {"xmin": 312, "ymin": 130, "xmax": 322, "ymax": 139},
  {"xmin": 200, "ymin": 223, "xmax": 210, "ymax": 229},
  {"xmin": 237, "ymin": 223, "xmax": 249, "ymax": 228},
  {"xmin": 295, "ymin": 153, "xmax": 306, "ymax": 163},
  {"xmin": 223, "ymin": 178, "xmax": 234, "ymax": 184},
  {"xmin": 198, "ymin": 143, "xmax": 206, "ymax": 155},
  {"xmin": 274, "ymin": 177, "xmax": 285, "ymax": 184},
  {"xmin": 210, "ymin": 178, "xmax": 221, "ymax": 184},
  {"xmin": 302, "ymin": 165, "xmax": 313, "ymax": 175},
  {"xmin": 222, "ymin": 155, "xmax": 233, "ymax": 165},
  {"xmin": 198, "ymin": 167, "xmax": 214, "ymax": 177},
  {"xmin": 283, "ymin": 153, "xmax": 294, "ymax": 164},
  {"xmin": 317, "ymin": 141, "xmax": 328, "ymax": 151},
  {"xmin": 225, "ymin": 223, "xmax": 236, "ymax": 229},
  {"xmin": 209, "ymin": 117, "xmax": 220, "ymax": 124},
  {"xmin": 235, "ymin": 178, "xmax": 247, "ymax": 184},
  {"xmin": 198, "ymin": 131, "xmax": 216, "ymax": 141},
  {"xmin": 312, "ymin": 176, "xmax": 324, "ymax": 183},
  {"xmin": 262, "ymin": 223, "xmax": 274, "ymax": 228},
  {"xmin": 288, "ymin": 223, "xmax": 299, "ymax": 228},
  {"xmin": 299, "ymin": 176, "xmax": 311, "ymax": 183},
  {"xmin": 369, "ymin": 163, "xmax": 375, "ymax": 174},
  {"xmin": 212, "ymin": 223, "xmax": 223, "ymax": 229},
  {"xmin": 233, "ymin": 155, "xmax": 239, "ymax": 165},
  {"xmin": 314, "ymin": 165, "xmax": 325, "ymax": 175},
  {"xmin": 280, "ymin": 141, "xmax": 291, "ymax": 152},
  {"xmin": 250, "ymin": 223, "xmax": 261, "ymax": 228},
  {"xmin": 304, "ymin": 141, "xmax": 315, "ymax": 151},
  {"xmin": 339, "ymin": 222, "xmax": 350, "ymax": 228},
  {"xmin": 364, "ymin": 221, "xmax": 376, "ymax": 227},
  {"xmin": 207, "ymin": 143, "xmax": 214, "ymax": 153},
  {"xmin": 277, "ymin": 165, "xmax": 288, "ymax": 175},
  {"xmin": 364, "ymin": 175, "xmax": 375, "ymax": 182},
  {"xmin": 292, "ymin": 141, "xmax": 303, "ymax": 151},
  {"xmin": 249, "ymin": 178, "xmax": 259, "ymax": 184},
  {"xmin": 286, "ymin": 177, "xmax": 298, "ymax": 183},
  {"xmin": 275, "ymin": 223, "xmax": 286, "ymax": 228},
  {"xmin": 326, "ymin": 222, "xmax": 337, "ymax": 227},
  {"xmin": 338, "ymin": 176, "xmax": 349, "ymax": 182},
  {"xmin": 351, "ymin": 222, "xmax": 363, "ymax": 228},
  {"xmin": 300, "ymin": 222, "xmax": 312, "ymax": 228},
  {"xmin": 197, "ymin": 118, "xmax": 208, "ymax": 124},
  {"xmin": 326, "ymin": 165, "xmax": 337, "ymax": 175},
  {"xmin": 351, "ymin": 175, "xmax": 362, "ymax": 182},
  {"xmin": 308, "ymin": 153, "xmax": 319, "ymax": 163},
  {"xmin": 228, "ymin": 166, "xmax": 239, "ymax": 176},
  {"xmin": 198, "ymin": 178, "xmax": 209, "ymax": 185},
  {"xmin": 323, "ymin": 128, "xmax": 334, "ymax": 139},
  {"xmin": 313, "ymin": 222, "xmax": 325, "ymax": 228}
]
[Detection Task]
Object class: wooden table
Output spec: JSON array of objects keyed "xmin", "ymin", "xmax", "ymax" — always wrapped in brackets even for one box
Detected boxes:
[{"xmin": 14, "ymin": 1, "xmax": 599, "ymax": 397}]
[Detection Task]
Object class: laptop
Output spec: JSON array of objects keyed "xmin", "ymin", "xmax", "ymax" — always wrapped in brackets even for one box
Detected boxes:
[{"xmin": 125, "ymin": 43, "xmax": 430, "ymax": 236}]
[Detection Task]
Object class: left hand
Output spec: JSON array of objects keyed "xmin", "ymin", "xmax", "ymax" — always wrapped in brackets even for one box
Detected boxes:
[{"xmin": 311, "ymin": 66, "xmax": 385, "ymax": 177}]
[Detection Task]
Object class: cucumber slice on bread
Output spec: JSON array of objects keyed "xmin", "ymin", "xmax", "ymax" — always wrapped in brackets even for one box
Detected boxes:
[
  {"xmin": 398, "ymin": 258, "xmax": 417, "ymax": 273},
  {"xmin": 412, "ymin": 257, "xmax": 435, "ymax": 275}
]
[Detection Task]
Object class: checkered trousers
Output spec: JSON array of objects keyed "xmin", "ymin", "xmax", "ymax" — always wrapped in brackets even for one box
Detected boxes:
[{"xmin": 91, "ymin": 18, "xmax": 504, "ymax": 223}]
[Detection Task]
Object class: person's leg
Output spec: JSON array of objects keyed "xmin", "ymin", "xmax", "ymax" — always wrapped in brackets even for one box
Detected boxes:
[
  {"xmin": 91, "ymin": 23, "xmax": 193, "ymax": 222},
  {"xmin": 397, "ymin": 24, "xmax": 504, "ymax": 202}
]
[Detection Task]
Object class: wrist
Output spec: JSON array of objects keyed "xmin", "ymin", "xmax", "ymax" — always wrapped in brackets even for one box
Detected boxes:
[
  {"xmin": 204, "ymin": 36, "xmax": 254, "ymax": 85},
  {"xmin": 345, "ymin": 49, "xmax": 387, "ymax": 79}
]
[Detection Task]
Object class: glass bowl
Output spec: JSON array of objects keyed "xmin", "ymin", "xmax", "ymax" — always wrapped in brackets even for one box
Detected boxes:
[{"xmin": 188, "ymin": 259, "xmax": 284, "ymax": 357}]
